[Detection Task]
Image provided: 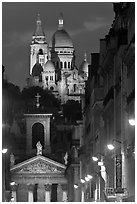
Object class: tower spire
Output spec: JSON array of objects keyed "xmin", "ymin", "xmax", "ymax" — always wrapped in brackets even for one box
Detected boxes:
[
  {"xmin": 84, "ymin": 52, "xmax": 87, "ymax": 62},
  {"xmin": 58, "ymin": 12, "xmax": 64, "ymax": 30},
  {"xmin": 34, "ymin": 13, "xmax": 45, "ymax": 36}
]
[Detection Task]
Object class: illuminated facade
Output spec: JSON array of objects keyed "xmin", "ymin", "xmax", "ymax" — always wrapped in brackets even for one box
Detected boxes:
[
  {"xmin": 79, "ymin": 2, "xmax": 135, "ymax": 202},
  {"xmin": 27, "ymin": 13, "xmax": 88, "ymax": 104}
]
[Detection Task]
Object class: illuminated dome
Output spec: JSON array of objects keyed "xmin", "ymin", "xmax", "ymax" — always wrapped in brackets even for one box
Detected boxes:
[
  {"xmin": 44, "ymin": 60, "xmax": 55, "ymax": 71},
  {"xmin": 51, "ymin": 13, "xmax": 73, "ymax": 48},
  {"xmin": 52, "ymin": 29, "xmax": 73, "ymax": 48},
  {"xmin": 32, "ymin": 62, "xmax": 43, "ymax": 76},
  {"xmin": 79, "ymin": 53, "xmax": 89, "ymax": 74}
]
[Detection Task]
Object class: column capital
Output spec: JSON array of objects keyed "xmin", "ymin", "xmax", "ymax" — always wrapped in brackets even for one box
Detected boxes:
[
  {"xmin": 45, "ymin": 184, "xmax": 51, "ymax": 191},
  {"xmin": 27, "ymin": 184, "xmax": 35, "ymax": 191},
  {"xmin": 11, "ymin": 184, "xmax": 18, "ymax": 191},
  {"xmin": 61, "ymin": 184, "xmax": 67, "ymax": 191}
]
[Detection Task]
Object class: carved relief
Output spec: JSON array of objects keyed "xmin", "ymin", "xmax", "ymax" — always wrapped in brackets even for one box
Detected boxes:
[{"xmin": 18, "ymin": 161, "xmax": 63, "ymax": 173}]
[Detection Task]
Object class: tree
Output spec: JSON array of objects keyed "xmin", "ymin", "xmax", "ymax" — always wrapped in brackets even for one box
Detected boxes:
[{"xmin": 63, "ymin": 100, "xmax": 82, "ymax": 123}]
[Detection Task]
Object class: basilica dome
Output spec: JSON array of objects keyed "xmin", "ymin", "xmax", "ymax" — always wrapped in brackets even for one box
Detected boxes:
[
  {"xmin": 52, "ymin": 29, "xmax": 73, "ymax": 48},
  {"xmin": 79, "ymin": 61, "xmax": 89, "ymax": 73},
  {"xmin": 32, "ymin": 62, "xmax": 43, "ymax": 76},
  {"xmin": 51, "ymin": 29, "xmax": 73, "ymax": 48},
  {"xmin": 79, "ymin": 53, "xmax": 89, "ymax": 74},
  {"xmin": 44, "ymin": 60, "xmax": 55, "ymax": 71}
]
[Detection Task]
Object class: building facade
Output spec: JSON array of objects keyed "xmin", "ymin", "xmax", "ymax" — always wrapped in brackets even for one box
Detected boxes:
[
  {"xmin": 4, "ymin": 13, "xmax": 89, "ymax": 202},
  {"xmin": 27, "ymin": 13, "xmax": 88, "ymax": 104},
  {"xmin": 79, "ymin": 2, "xmax": 135, "ymax": 202}
]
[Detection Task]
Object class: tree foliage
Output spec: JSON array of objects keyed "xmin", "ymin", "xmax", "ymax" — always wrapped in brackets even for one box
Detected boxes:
[{"xmin": 63, "ymin": 100, "xmax": 82, "ymax": 123}]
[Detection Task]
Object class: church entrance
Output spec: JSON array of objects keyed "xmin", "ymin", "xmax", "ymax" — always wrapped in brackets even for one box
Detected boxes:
[
  {"xmin": 32, "ymin": 123, "xmax": 44, "ymax": 148},
  {"xmin": 10, "ymin": 155, "xmax": 68, "ymax": 202}
]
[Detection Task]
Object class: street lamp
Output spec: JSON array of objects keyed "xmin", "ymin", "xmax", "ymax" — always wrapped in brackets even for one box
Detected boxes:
[
  {"xmin": 128, "ymin": 118, "xmax": 135, "ymax": 126},
  {"xmin": 98, "ymin": 161, "xmax": 104, "ymax": 166},
  {"xmin": 74, "ymin": 184, "xmax": 78, "ymax": 189},
  {"xmin": 87, "ymin": 174, "xmax": 93, "ymax": 179},
  {"xmin": 10, "ymin": 182, "xmax": 15, "ymax": 186},
  {"xmin": 107, "ymin": 139, "xmax": 121, "ymax": 150},
  {"xmin": 80, "ymin": 179, "xmax": 85, "ymax": 184},
  {"xmin": 2, "ymin": 148, "xmax": 7, "ymax": 154},
  {"xmin": 85, "ymin": 176, "xmax": 90, "ymax": 182},
  {"xmin": 92, "ymin": 156, "xmax": 98, "ymax": 162},
  {"xmin": 107, "ymin": 144, "xmax": 115, "ymax": 150}
]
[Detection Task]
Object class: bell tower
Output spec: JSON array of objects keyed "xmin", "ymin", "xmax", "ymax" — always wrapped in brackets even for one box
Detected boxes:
[
  {"xmin": 30, "ymin": 14, "xmax": 49, "ymax": 75},
  {"xmin": 24, "ymin": 93, "xmax": 52, "ymax": 155}
]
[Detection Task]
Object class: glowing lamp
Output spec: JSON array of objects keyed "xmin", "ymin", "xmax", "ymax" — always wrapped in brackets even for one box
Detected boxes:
[
  {"xmin": 92, "ymin": 156, "xmax": 98, "ymax": 161},
  {"xmin": 85, "ymin": 176, "xmax": 90, "ymax": 182},
  {"xmin": 107, "ymin": 144, "xmax": 115, "ymax": 150},
  {"xmin": 87, "ymin": 174, "xmax": 93, "ymax": 179},
  {"xmin": 10, "ymin": 181, "xmax": 15, "ymax": 186},
  {"xmin": 74, "ymin": 184, "xmax": 78, "ymax": 189},
  {"xmin": 80, "ymin": 179, "xmax": 85, "ymax": 183},
  {"xmin": 2, "ymin": 149, "xmax": 7, "ymax": 154},
  {"xmin": 128, "ymin": 119, "xmax": 135, "ymax": 126}
]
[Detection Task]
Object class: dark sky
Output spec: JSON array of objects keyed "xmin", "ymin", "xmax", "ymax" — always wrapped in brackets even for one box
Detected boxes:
[{"xmin": 2, "ymin": 2, "xmax": 114, "ymax": 89}]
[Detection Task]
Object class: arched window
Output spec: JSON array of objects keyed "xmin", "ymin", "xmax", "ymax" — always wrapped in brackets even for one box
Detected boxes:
[
  {"xmin": 60, "ymin": 61, "xmax": 63, "ymax": 68},
  {"xmin": 68, "ymin": 62, "xmax": 70, "ymax": 68},
  {"xmin": 38, "ymin": 49, "xmax": 43, "ymax": 55},
  {"xmin": 32, "ymin": 123, "xmax": 44, "ymax": 148},
  {"xmin": 64, "ymin": 61, "xmax": 67, "ymax": 68},
  {"xmin": 74, "ymin": 84, "xmax": 76, "ymax": 92}
]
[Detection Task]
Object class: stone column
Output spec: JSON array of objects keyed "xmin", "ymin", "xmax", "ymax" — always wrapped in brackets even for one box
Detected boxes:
[
  {"xmin": 45, "ymin": 184, "xmax": 51, "ymax": 202},
  {"xmin": 57, "ymin": 184, "xmax": 63, "ymax": 202},
  {"xmin": 16, "ymin": 184, "xmax": 28, "ymax": 202},
  {"xmin": 27, "ymin": 184, "xmax": 34, "ymax": 202},
  {"xmin": 37, "ymin": 183, "xmax": 45, "ymax": 202},
  {"xmin": 11, "ymin": 184, "xmax": 18, "ymax": 202},
  {"xmin": 62, "ymin": 184, "xmax": 68, "ymax": 202}
]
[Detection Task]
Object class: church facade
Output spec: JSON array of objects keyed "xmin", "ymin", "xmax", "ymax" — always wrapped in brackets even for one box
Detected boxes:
[
  {"xmin": 8, "ymin": 14, "xmax": 88, "ymax": 202},
  {"xmin": 27, "ymin": 13, "xmax": 89, "ymax": 104}
]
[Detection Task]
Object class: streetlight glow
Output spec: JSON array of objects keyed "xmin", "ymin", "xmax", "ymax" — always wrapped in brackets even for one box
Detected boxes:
[
  {"xmin": 85, "ymin": 176, "xmax": 90, "ymax": 181},
  {"xmin": 74, "ymin": 184, "xmax": 78, "ymax": 189},
  {"xmin": 92, "ymin": 156, "xmax": 98, "ymax": 161},
  {"xmin": 129, "ymin": 119, "xmax": 135, "ymax": 126},
  {"xmin": 107, "ymin": 144, "xmax": 115, "ymax": 150},
  {"xmin": 87, "ymin": 174, "xmax": 93, "ymax": 179},
  {"xmin": 80, "ymin": 179, "xmax": 85, "ymax": 183},
  {"xmin": 2, "ymin": 149, "xmax": 7, "ymax": 154},
  {"xmin": 98, "ymin": 161, "xmax": 103, "ymax": 166},
  {"xmin": 11, "ymin": 197, "xmax": 14, "ymax": 202},
  {"xmin": 10, "ymin": 181, "xmax": 15, "ymax": 186}
]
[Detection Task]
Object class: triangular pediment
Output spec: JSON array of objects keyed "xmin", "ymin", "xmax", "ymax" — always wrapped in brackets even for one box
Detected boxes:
[{"xmin": 10, "ymin": 155, "xmax": 66, "ymax": 174}]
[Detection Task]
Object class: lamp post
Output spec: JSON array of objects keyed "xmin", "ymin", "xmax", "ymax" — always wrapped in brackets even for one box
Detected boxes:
[
  {"xmin": 128, "ymin": 118, "xmax": 135, "ymax": 126},
  {"xmin": 2, "ymin": 148, "xmax": 8, "ymax": 202},
  {"xmin": 107, "ymin": 139, "xmax": 121, "ymax": 151}
]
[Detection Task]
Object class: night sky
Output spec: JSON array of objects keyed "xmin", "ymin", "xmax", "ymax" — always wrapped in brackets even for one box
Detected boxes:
[{"xmin": 2, "ymin": 2, "xmax": 114, "ymax": 89}]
